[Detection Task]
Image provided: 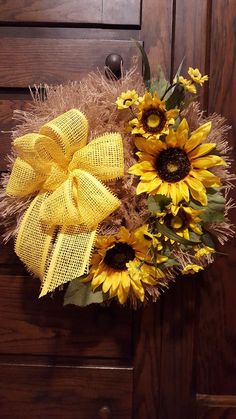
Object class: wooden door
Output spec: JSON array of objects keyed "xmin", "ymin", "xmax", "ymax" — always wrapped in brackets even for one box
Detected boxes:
[{"xmin": 0, "ymin": 1, "xmax": 235, "ymax": 418}]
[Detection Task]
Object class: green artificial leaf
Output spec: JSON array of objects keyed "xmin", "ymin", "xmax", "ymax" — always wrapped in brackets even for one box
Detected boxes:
[
  {"xmin": 190, "ymin": 189, "xmax": 226, "ymax": 222},
  {"xmin": 173, "ymin": 57, "xmax": 185, "ymax": 83},
  {"xmin": 132, "ymin": 39, "xmax": 151, "ymax": 89},
  {"xmin": 150, "ymin": 64, "xmax": 170, "ymax": 96},
  {"xmin": 64, "ymin": 277, "xmax": 104, "ymax": 307},
  {"xmin": 147, "ymin": 194, "xmax": 172, "ymax": 214},
  {"xmin": 201, "ymin": 232, "xmax": 215, "ymax": 248},
  {"xmin": 165, "ymin": 84, "xmax": 185, "ymax": 109},
  {"xmin": 155, "ymin": 221, "xmax": 201, "ymax": 245},
  {"xmin": 161, "ymin": 258, "xmax": 180, "ymax": 268}
]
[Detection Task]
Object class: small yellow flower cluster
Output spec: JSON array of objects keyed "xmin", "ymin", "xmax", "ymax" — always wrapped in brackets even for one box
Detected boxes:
[
  {"xmin": 178, "ymin": 67, "xmax": 208, "ymax": 94},
  {"xmin": 116, "ymin": 90, "xmax": 179, "ymax": 140}
]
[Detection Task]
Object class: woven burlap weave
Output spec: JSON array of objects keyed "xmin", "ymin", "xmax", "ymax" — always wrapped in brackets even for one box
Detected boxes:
[{"xmin": 7, "ymin": 109, "xmax": 124, "ymax": 295}]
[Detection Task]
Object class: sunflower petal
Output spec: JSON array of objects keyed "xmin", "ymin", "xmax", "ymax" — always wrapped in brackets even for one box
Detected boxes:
[
  {"xmin": 169, "ymin": 183, "xmax": 182, "ymax": 205},
  {"xmin": 135, "ymin": 138, "xmax": 165, "ymax": 154},
  {"xmin": 144, "ymin": 177, "xmax": 162, "ymax": 193},
  {"xmin": 117, "ymin": 284, "xmax": 128, "ymax": 304},
  {"xmin": 131, "ymin": 279, "xmax": 145, "ymax": 301},
  {"xmin": 189, "ymin": 143, "xmax": 216, "ymax": 159},
  {"xmin": 190, "ymin": 169, "xmax": 221, "ymax": 187},
  {"xmin": 178, "ymin": 181, "xmax": 190, "ymax": 202},
  {"xmin": 185, "ymin": 177, "xmax": 207, "ymax": 205},
  {"xmin": 192, "ymin": 155, "xmax": 226, "ymax": 169},
  {"xmin": 191, "ymin": 121, "xmax": 212, "ymax": 141},
  {"xmin": 128, "ymin": 161, "xmax": 155, "ymax": 176},
  {"xmin": 177, "ymin": 118, "xmax": 189, "ymax": 134}
]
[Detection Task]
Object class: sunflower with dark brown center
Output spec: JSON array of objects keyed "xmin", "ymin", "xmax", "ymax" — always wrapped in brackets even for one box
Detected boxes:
[
  {"xmin": 129, "ymin": 118, "xmax": 226, "ymax": 206},
  {"xmin": 130, "ymin": 92, "xmax": 179, "ymax": 139},
  {"xmin": 82, "ymin": 225, "xmax": 167, "ymax": 304}
]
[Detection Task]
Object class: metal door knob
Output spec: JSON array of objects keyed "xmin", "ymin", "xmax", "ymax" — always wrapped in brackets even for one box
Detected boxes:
[{"xmin": 105, "ymin": 53, "xmax": 123, "ymax": 79}]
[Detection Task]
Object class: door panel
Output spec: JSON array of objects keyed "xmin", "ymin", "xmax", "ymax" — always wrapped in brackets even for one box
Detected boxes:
[
  {"xmin": 0, "ymin": 29, "xmax": 138, "ymax": 87},
  {"xmin": 0, "ymin": 0, "xmax": 141, "ymax": 25},
  {"xmin": 0, "ymin": 363, "xmax": 133, "ymax": 419},
  {"xmin": 0, "ymin": 275, "xmax": 132, "ymax": 358}
]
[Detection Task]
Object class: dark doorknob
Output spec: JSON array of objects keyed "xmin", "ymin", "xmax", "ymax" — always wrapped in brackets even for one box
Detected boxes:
[
  {"xmin": 105, "ymin": 53, "xmax": 123, "ymax": 79},
  {"xmin": 98, "ymin": 405, "xmax": 112, "ymax": 418}
]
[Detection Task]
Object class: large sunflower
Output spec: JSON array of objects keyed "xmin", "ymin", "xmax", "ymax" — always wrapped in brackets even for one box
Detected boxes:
[
  {"xmin": 83, "ymin": 225, "xmax": 166, "ymax": 304},
  {"xmin": 129, "ymin": 118, "xmax": 226, "ymax": 205},
  {"xmin": 131, "ymin": 92, "xmax": 179, "ymax": 139}
]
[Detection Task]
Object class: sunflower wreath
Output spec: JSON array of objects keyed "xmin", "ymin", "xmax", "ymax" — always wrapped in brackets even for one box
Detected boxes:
[{"xmin": 1, "ymin": 49, "xmax": 235, "ymax": 308}]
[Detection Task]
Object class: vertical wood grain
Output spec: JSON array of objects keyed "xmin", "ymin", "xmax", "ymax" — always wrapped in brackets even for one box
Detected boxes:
[
  {"xmin": 140, "ymin": 0, "xmax": 173, "ymax": 77},
  {"xmin": 197, "ymin": 0, "xmax": 236, "ymax": 395},
  {"xmin": 133, "ymin": 305, "xmax": 162, "ymax": 419},
  {"xmin": 158, "ymin": 278, "xmax": 197, "ymax": 419},
  {"xmin": 173, "ymin": 0, "xmax": 209, "ymax": 107},
  {"xmin": 157, "ymin": 1, "xmax": 210, "ymax": 418},
  {"xmin": 133, "ymin": 2, "xmax": 174, "ymax": 417}
]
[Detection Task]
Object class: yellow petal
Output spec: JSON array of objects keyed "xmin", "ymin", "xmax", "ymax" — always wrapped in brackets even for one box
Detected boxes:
[
  {"xmin": 128, "ymin": 161, "xmax": 155, "ymax": 175},
  {"xmin": 135, "ymin": 137, "xmax": 165, "ymax": 154},
  {"xmin": 120, "ymin": 271, "xmax": 131, "ymax": 293},
  {"xmin": 190, "ymin": 169, "xmax": 221, "ymax": 187},
  {"xmin": 185, "ymin": 177, "xmax": 207, "ymax": 205},
  {"xmin": 189, "ymin": 143, "xmax": 216, "ymax": 159},
  {"xmin": 102, "ymin": 275, "xmax": 113, "ymax": 293},
  {"xmin": 131, "ymin": 279, "xmax": 145, "ymax": 302},
  {"xmin": 158, "ymin": 182, "xmax": 169, "ymax": 196},
  {"xmin": 92, "ymin": 273, "xmax": 106, "ymax": 290},
  {"xmin": 191, "ymin": 121, "xmax": 212, "ymax": 141},
  {"xmin": 136, "ymin": 181, "xmax": 149, "ymax": 194},
  {"xmin": 141, "ymin": 177, "xmax": 162, "ymax": 193},
  {"xmin": 178, "ymin": 181, "xmax": 190, "ymax": 202},
  {"xmin": 169, "ymin": 183, "xmax": 182, "ymax": 205},
  {"xmin": 140, "ymin": 171, "xmax": 158, "ymax": 181},
  {"xmin": 109, "ymin": 272, "xmax": 121, "ymax": 296},
  {"xmin": 177, "ymin": 118, "xmax": 189, "ymax": 135},
  {"xmin": 165, "ymin": 131, "xmax": 177, "ymax": 147},
  {"xmin": 192, "ymin": 155, "xmax": 226, "ymax": 169},
  {"xmin": 117, "ymin": 283, "xmax": 128, "ymax": 304}
]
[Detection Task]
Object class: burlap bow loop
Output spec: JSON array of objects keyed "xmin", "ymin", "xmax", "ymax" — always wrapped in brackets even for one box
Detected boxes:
[
  {"xmin": 6, "ymin": 109, "xmax": 124, "ymax": 296},
  {"xmin": 7, "ymin": 109, "xmax": 124, "ymax": 229}
]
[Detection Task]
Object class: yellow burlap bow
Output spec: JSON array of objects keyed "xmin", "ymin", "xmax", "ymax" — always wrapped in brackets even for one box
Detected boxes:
[{"xmin": 6, "ymin": 109, "xmax": 124, "ymax": 296}]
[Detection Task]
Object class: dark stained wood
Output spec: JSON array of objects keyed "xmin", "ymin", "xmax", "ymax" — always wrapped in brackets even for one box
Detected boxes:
[
  {"xmin": 197, "ymin": 252, "xmax": 236, "ymax": 394},
  {"xmin": 197, "ymin": 394, "xmax": 236, "ymax": 419},
  {"xmin": 0, "ymin": 274, "xmax": 132, "ymax": 359},
  {"xmin": 158, "ymin": 278, "xmax": 197, "ymax": 419},
  {"xmin": 0, "ymin": 240, "xmax": 21, "ymax": 265},
  {"xmin": 103, "ymin": 0, "xmax": 141, "ymax": 26},
  {"xmin": 0, "ymin": 363, "xmax": 133, "ymax": 419},
  {"xmin": 133, "ymin": 304, "xmax": 162, "ymax": 419},
  {"xmin": 0, "ymin": 0, "xmax": 141, "ymax": 25},
  {"xmin": 133, "ymin": 3, "xmax": 174, "ymax": 418},
  {"xmin": 197, "ymin": 0, "xmax": 236, "ymax": 395},
  {"xmin": 173, "ymin": 0, "xmax": 209, "ymax": 108},
  {"xmin": 0, "ymin": 31, "xmax": 140, "ymax": 87},
  {"xmin": 140, "ymin": 0, "xmax": 173, "ymax": 77},
  {"xmin": 0, "ymin": 93, "xmax": 31, "ymax": 170}
]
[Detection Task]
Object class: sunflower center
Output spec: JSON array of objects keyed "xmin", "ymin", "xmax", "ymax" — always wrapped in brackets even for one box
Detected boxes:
[
  {"xmin": 124, "ymin": 98, "xmax": 133, "ymax": 106},
  {"xmin": 156, "ymin": 147, "xmax": 191, "ymax": 182},
  {"xmin": 104, "ymin": 243, "xmax": 135, "ymax": 271},
  {"xmin": 170, "ymin": 215, "xmax": 184, "ymax": 229},
  {"xmin": 142, "ymin": 108, "xmax": 166, "ymax": 133},
  {"xmin": 147, "ymin": 113, "xmax": 160, "ymax": 128}
]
